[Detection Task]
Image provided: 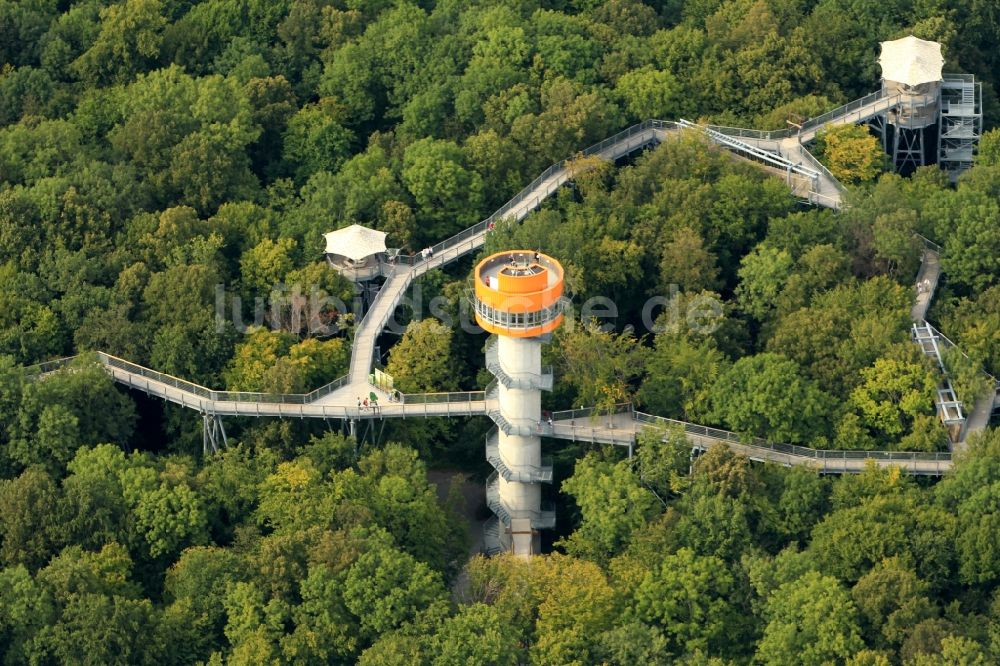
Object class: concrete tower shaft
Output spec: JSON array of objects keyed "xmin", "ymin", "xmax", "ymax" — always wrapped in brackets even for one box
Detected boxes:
[{"xmin": 474, "ymin": 251, "xmax": 564, "ymax": 558}]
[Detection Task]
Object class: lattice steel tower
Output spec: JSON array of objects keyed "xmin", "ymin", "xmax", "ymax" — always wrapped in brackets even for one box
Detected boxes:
[
  {"xmin": 472, "ymin": 251, "xmax": 564, "ymax": 558},
  {"xmin": 876, "ymin": 36, "xmax": 981, "ymax": 177}
]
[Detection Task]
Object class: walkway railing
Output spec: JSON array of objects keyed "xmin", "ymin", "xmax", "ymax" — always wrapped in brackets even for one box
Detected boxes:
[
  {"xmin": 680, "ymin": 119, "xmax": 821, "ymax": 179},
  {"xmin": 794, "ymin": 143, "xmax": 845, "ymax": 192},
  {"xmin": 632, "ymin": 411, "xmax": 952, "ymax": 463},
  {"xmin": 799, "ymin": 91, "xmax": 898, "ymax": 136},
  {"xmin": 393, "ymin": 120, "xmax": 674, "ymax": 272},
  {"xmin": 399, "ymin": 390, "xmax": 486, "ymax": 405}
]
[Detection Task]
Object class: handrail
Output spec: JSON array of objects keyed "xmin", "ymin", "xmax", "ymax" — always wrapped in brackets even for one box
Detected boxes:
[
  {"xmin": 921, "ymin": 320, "xmax": 999, "ymax": 385},
  {"xmin": 399, "ymin": 390, "xmax": 486, "ymax": 404},
  {"xmin": 680, "ymin": 119, "xmax": 821, "ymax": 181},
  {"xmin": 702, "ymin": 124, "xmax": 793, "ymax": 141},
  {"xmin": 484, "ymin": 337, "xmax": 554, "ymax": 390},
  {"xmin": 631, "ymin": 411, "xmax": 952, "ymax": 462},
  {"xmin": 915, "ymin": 234, "xmax": 943, "ymax": 253},
  {"xmin": 485, "ymin": 430, "xmax": 552, "ymax": 478},
  {"xmin": 799, "ymin": 90, "xmax": 896, "ymax": 136},
  {"xmin": 794, "ymin": 142, "xmax": 846, "ymax": 194},
  {"xmin": 550, "ymin": 403, "xmax": 634, "ymax": 421},
  {"xmin": 31, "ymin": 351, "xmax": 356, "ymax": 406}
]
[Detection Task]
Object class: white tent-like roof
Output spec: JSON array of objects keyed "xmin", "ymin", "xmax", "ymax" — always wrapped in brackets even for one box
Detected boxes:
[
  {"xmin": 323, "ymin": 224, "xmax": 387, "ymax": 261},
  {"xmin": 879, "ymin": 36, "xmax": 943, "ymax": 87}
]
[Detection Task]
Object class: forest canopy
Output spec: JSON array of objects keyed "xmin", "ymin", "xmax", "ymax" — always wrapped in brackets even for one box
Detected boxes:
[{"xmin": 1, "ymin": 0, "xmax": 1000, "ymax": 664}]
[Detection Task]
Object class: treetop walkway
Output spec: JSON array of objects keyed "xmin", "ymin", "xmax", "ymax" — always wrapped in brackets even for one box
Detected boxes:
[{"xmin": 27, "ymin": 108, "xmax": 998, "ymax": 473}]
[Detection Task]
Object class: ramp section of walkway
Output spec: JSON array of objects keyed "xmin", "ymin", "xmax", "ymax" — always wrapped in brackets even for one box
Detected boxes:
[
  {"xmin": 36, "ymin": 352, "xmax": 489, "ymax": 420},
  {"xmin": 339, "ymin": 121, "xmax": 671, "ymax": 392},
  {"xmin": 545, "ymin": 407, "xmax": 953, "ymax": 476}
]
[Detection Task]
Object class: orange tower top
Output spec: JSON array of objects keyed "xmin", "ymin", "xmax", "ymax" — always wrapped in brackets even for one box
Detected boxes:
[{"xmin": 473, "ymin": 251, "xmax": 564, "ymax": 338}]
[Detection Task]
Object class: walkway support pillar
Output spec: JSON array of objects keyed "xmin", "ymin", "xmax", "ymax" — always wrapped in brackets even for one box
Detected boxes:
[{"xmin": 202, "ymin": 413, "xmax": 227, "ymax": 455}]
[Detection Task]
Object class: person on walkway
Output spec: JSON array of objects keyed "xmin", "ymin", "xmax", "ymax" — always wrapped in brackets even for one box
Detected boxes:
[
  {"xmin": 363, "ymin": 397, "xmax": 369, "ymax": 411},
  {"xmin": 357, "ymin": 397, "xmax": 361, "ymax": 411},
  {"xmin": 534, "ymin": 251, "xmax": 540, "ymax": 263}
]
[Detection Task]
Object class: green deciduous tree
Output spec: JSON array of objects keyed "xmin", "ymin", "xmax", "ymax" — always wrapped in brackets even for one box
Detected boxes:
[
  {"xmin": 630, "ymin": 547, "xmax": 740, "ymax": 657},
  {"xmin": 0, "ymin": 466, "xmax": 64, "ymax": 569},
  {"xmin": 639, "ymin": 331, "xmax": 727, "ymax": 422},
  {"xmin": 428, "ymin": 603, "xmax": 522, "ymax": 666},
  {"xmin": 402, "ymin": 137, "xmax": 484, "ymax": 242},
  {"xmin": 735, "ymin": 243, "xmax": 793, "ymax": 322},
  {"xmin": 10, "ymin": 358, "xmax": 136, "ymax": 472},
  {"xmin": 0, "ymin": 564, "xmax": 55, "ymax": 664},
  {"xmin": 755, "ymin": 571, "xmax": 865, "ymax": 666},
  {"xmin": 384, "ymin": 319, "xmax": 460, "ymax": 394},
  {"xmin": 851, "ymin": 557, "xmax": 937, "ymax": 650},
  {"xmin": 554, "ymin": 320, "xmax": 647, "ymax": 412},
  {"xmin": 658, "ymin": 226, "xmax": 722, "ymax": 294},
  {"xmin": 815, "ymin": 124, "xmax": 884, "ymax": 184},
  {"xmin": 558, "ymin": 453, "xmax": 661, "ymax": 565},
  {"xmin": 614, "ymin": 66, "xmax": 682, "ymax": 121},
  {"xmin": 707, "ymin": 352, "xmax": 834, "ymax": 443},
  {"xmin": 849, "ymin": 345, "xmax": 938, "ymax": 439},
  {"xmin": 71, "ymin": 0, "xmax": 166, "ymax": 86},
  {"xmin": 343, "ymin": 542, "xmax": 447, "ymax": 640},
  {"xmin": 282, "ymin": 98, "xmax": 355, "ymax": 182}
]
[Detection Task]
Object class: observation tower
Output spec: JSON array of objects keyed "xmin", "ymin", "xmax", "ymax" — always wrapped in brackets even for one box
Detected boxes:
[
  {"xmin": 472, "ymin": 251, "xmax": 565, "ymax": 558},
  {"xmin": 876, "ymin": 36, "xmax": 981, "ymax": 176}
]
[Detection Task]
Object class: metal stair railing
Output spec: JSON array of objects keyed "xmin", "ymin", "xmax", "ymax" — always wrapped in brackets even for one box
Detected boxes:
[
  {"xmin": 484, "ymin": 337, "xmax": 554, "ymax": 391},
  {"xmin": 485, "ymin": 472, "xmax": 556, "ymax": 529},
  {"xmin": 485, "ymin": 430, "xmax": 553, "ymax": 483},
  {"xmin": 482, "ymin": 516, "xmax": 506, "ymax": 556}
]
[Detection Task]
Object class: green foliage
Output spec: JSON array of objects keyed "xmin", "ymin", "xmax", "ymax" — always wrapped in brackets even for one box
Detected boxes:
[
  {"xmin": 224, "ymin": 327, "xmax": 349, "ymax": 393},
  {"xmin": 849, "ymin": 345, "xmax": 939, "ymax": 438},
  {"xmin": 343, "ymin": 542, "xmax": 447, "ymax": 639},
  {"xmin": 428, "ymin": 603, "xmax": 522, "ymax": 666},
  {"xmin": 815, "ymin": 124, "xmax": 885, "ymax": 184},
  {"xmin": 10, "ymin": 358, "xmax": 136, "ymax": 472},
  {"xmin": 0, "ymin": 466, "xmax": 64, "ymax": 569},
  {"xmin": 614, "ymin": 66, "xmax": 682, "ymax": 120},
  {"xmin": 755, "ymin": 571, "xmax": 865, "ymax": 666},
  {"xmin": 558, "ymin": 453, "xmax": 661, "ymax": 565},
  {"xmin": 71, "ymin": 0, "xmax": 166, "ymax": 86},
  {"xmin": 630, "ymin": 547, "xmax": 740, "ymax": 656},
  {"xmin": 554, "ymin": 320, "xmax": 647, "ymax": 411},
  {"xmin": 384, "ymin": 318, "xmax": 460, "ymax": 394},
  {"xmin": 707, "ymin": 353, "xmax": 834, "ymax": 443},
  {"xmin": 402, "ymin": 137, "xmax": 484, "ymax": 242},
  {"xmin": 735, "ymin": 243, "xmax": 794, "ymax": 322},
  {"xmin": 282, "ymin": 98, "xmax": 354, "ymax": 182},
  {"xmin": 1, "ymin": 1, "xmax": 1000, "ymax": 662}
]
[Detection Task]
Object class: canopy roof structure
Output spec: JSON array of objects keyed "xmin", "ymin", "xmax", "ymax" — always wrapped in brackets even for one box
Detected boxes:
[
  {"xmin": 323, "ymin": 224, "xmax": 387, "ymax": 261},
  {"xmin": 879, "ymin": 36, "xmax": 944, "ymax": 87}
]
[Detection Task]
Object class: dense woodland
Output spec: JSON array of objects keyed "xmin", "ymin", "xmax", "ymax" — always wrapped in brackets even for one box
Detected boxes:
[{"xmin": 2, "ymin": 0, "xmax": 1000, "ymax": 663}]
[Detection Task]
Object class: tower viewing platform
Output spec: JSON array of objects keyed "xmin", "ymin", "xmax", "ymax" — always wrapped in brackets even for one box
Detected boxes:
[
  {"xmin": 472, "ymin": 251, "xmax": 565, "ymax": 337},
  {"xmin": 473, "ymin": 251, "xmax": 565, "ymax": 557}
]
